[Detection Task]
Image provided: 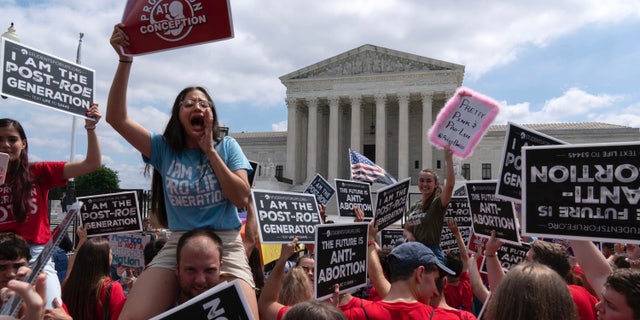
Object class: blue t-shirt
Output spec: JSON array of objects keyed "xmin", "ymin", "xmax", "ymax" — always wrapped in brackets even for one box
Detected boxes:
[{"xmin": 143, "ymin": 134, "xmax": 252, "ymax": 231}]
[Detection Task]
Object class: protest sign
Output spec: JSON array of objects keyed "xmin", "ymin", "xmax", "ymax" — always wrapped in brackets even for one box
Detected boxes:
[
  {"xmin": 248, "ymin": 160, "xmax": 259, "ymax": 187},
  {"xmin": 380, "ymin": 229, "xmax": 405, "ymax": 250},
  {"xmin": 1, "ymin": 38, "xmax": 94, "ymax": 119},
  {"xmin": 428, "ymin": 87, "xmax": 500, "ymax": 159},
  {"xmin": 150, "ymin": 280, "xmax": 252, "ymax": 320},
  {"xmin": 444, "ymin": 196, "xmax": 473, "ymax": 228},
  {"xmin": 479, "ymin": 241, "xmax": 528, "ymax": 273},
  {"xmin": 467, "ymin": 232, "xmax": 488, "ymax": 254},
  {"xmin": 315, "ymin": 222, "xmax": 369, "ymax": 300},
  {"xmin": 0, "ymin": 153, "xmax": 8, "ymax": 185},
  {"xmin": 465, "ymin": 181, "xmax": 521, "ymax": 245},
  {"xmin": 252, "ymin": 189, "xmax": 321, "ymax": 244},
  {"xmin": 109, "ymin": 233, "xmax": 151, "ymax": 268},
  {"xmin": 374, "ymin": 178, "xmax": 411, "ymax": 230},
  {"xmin": 77, "ymin": 191, "xmax": 141, "ymax": 237},
  {"xmin": 303, "ymin": 173, "xmax": 336, "ymax": 206},
  {"xmin": 496, "ymin": 122, "xmax": 565, "ymax": 202},
  {"xmin": 120, "ymin": 0, "xmax": 233, "ymax": 55},
  {"xmin": 440, "ymin": 226, "xmax": 472, "ymax": 252},
  {"xmin": 522, "ymin": 142, "xmax": 640, "ymax": 243},
  {"xmin": 335, "ymin": 179, "xmax": 373, "ymax": 218}
]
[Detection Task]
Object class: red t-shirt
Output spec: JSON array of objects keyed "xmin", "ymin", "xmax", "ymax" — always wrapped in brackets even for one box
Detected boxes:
[
  {"xmin": 339, "ymin": 296, "xmax": 373, "ymax": 312},
  {"xmin": 96, "ymin": 279, "xmax": 127, "ymax": 320},
  {"xmin": 568, "ymin": 284, "xmax": 598, "ymax": 320},
  {"xmin": 277, "ymin": 305, "xmax": 291, "ymax": 320},
  {"xmin": 343, "ymin": 301, "xmax": 435, "ymax": 320},
  {"xmin": 444, "ymin": 271, "xmax": 473, "ymax": 311},
  {"xmin": 0, "ymin": 162, "xmax": 66, "ymax": 244},
  {"xmin": 434, "ymin": 307, "xmax": 478, "ymax": 320}
]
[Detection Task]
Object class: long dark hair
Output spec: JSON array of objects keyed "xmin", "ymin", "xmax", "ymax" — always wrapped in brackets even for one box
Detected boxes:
[
  {"xmin": 0, "ymin": 119, "xmax": 33, "ymax": 223},
  {"xmin": 62, "ymin": 237, "xmax": 112, "ymax": 320},
  {"xmin": 145, "ymin": 87, "xmax": 221, "ymax": 228}
]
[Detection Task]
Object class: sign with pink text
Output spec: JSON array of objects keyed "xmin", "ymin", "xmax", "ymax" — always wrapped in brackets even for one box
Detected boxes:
[{"xmin": 428, "ymin": 87, "xmax": 500, "ymax": 158}]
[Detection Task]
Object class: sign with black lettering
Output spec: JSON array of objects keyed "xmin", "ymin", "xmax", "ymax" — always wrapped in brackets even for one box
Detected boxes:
[
  {"xmin": 303, "ymin": 173, "xmax": 336, "ymax": 206},
  {"xmin": 315, "ymin": 222, "xmax": 369, "ymax": 300},
  {"xmin": 479, "ymin": 241, "xmax": 528, "ymax": 273},
  {"xmin": 77, "ymin": 191, "xmax": 142, "ymax": 237},
  {"xmin": 428, "ymin": 87, "xmax": 500, "ymax": 159},
  {"xmin": 252, "ymin": 189, "xmax": 321, "ymax": 244},
  {"xmin": 444, "ymin": 197, "xmax": 473, "ymax": 228},
  {"xmin": 522, "ymin": 142, "xmax": 640, "ymax": 243},
  {"xmin": 1, "ymin": 38, "xmax": 94, "ymax": 119},
  {"xmin": 150, "ymin": 280, "xmax": 252, "ymax": 320},
  {"xmin": 440, "ymin": 226, "xmax": 472, "ymax": 252},
  {"xmin": 109, "ymin": 233, "xmax": 151, "ymax": 268},
  {"xmin": 380, "ymin": 229, "xmax": 405, "ymax": 250},
  {"xmin": 466, "ymin": 181, "xmax": 520, "ymax": 245},
  {"xmin": 335, "ymin": 179, "xmax": 373, "ymax": 218},
  {"xmin": 496, "ymin": 122, "xmax": 565, "ymax": 202},
  {"xmin": 374, "ymin": 178, "xmax": 411, "ymax": 230}
]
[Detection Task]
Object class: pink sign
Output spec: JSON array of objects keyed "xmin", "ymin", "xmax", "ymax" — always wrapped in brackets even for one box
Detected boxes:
[
  {"xmin": 428, "ymin": 87, "xmax": 500, "ymax": 158},
  {"xmin": 120, "ymin": 0, "xmax": 233, "ymax": 55}
]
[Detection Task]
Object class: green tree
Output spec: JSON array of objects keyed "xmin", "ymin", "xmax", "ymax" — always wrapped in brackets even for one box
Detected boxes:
[{"xmin": 50, "ymin": 165, "xmax": 121, "ymax": 200}]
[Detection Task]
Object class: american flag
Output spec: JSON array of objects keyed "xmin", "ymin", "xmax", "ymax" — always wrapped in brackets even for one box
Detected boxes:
[{"xmin": 349, "ymin": 149, "xmax": 397, "ymax": 185}]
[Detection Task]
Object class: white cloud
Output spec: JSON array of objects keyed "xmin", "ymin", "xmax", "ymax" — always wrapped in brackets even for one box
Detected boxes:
[{"xmin": 271, "ymin": 120, "xmax": 287, "ymax": 132}]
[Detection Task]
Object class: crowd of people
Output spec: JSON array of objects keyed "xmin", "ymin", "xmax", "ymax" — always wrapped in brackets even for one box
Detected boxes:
[{"xmin": 0, "ymin": 22, "xmax": 638, "ymax": 320}]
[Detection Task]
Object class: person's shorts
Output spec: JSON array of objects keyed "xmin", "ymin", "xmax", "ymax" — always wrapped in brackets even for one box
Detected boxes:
[{"xmin": 147, "ymin": 229, "xmax": 255, "ymax": 288}]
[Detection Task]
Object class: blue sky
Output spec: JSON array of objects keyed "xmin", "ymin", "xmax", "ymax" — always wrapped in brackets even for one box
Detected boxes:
[{"xmin": 1, "ymin": 1, "xmax": 640, "ymax": 189}]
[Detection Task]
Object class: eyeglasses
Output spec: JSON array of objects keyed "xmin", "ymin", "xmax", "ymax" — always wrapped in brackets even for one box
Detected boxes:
[{"xmin": 181, "ymin": 99, "xmax": 212, "ymax": 109}]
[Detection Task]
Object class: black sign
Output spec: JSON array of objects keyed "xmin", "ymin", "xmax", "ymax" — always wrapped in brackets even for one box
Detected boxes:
[
  {"xmin": 496, "ymin": 122, "xmax": 565, "ymax": 202},
  {"xmin": 522, "ymin": 142, "xmax": 640, "ymax": 243},
  {"xmin": 444, "ymin": 196, "xmax": 473, "ymax": 228},
  {"xmin": 466, "ymin": 181, "xmax": 520, "ymax": 245},
  {"xmin": 1, "ymin": 38, "xmax": 94, "ymax": 119},
  {"xmin": 380, "ymin": 229, "xmax": 405, "ymax": 250},
  {"xmin": 480, "ymin": 241, "xmax": 528, "ymax": 273},
  {"xmin": 335, "ymin": 179, "xmax": 373, "ymax": 218},
  {"xmin": 315, "ymin": 223, "xmax": 369, "ymax": 300},
  {"xmin": 303, "ymin": 173, "xmax": 336, "ymax": 206},
  {"xmin": 440, "ymin": 226, "xmax": 472, "ymax": 252},
  {"xmin": 248, "ymin": 160, "xmax": 259, "ymax": 187},
  {"xmin": 150, "ymin": 280, "xmax": 252, "ymax": 320},
  {"xmin": 77, "ymin": 191, "xmax": 142, "ymax": 237},
  {"xmin": 252, "ymin": 190, "xmax": 321, "ymax": 243},
  {"xmin": 374, "ymin": 178, "xmax": 411, "ymax": 230}
]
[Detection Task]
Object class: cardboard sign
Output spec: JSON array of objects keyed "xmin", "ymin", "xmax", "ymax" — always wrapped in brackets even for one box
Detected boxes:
[
  {"xmin": 440, "ymin": 226, "xmax": 473, "ymax": 252},
  {"xmin": 150, "ymin": 280, "xmax": 252, "ymax": 320},
  {"xmin": 374, "ymin": 178, "xmax": 411, "ymax": 230},
  {"xmin": 303, "ymin": 173, "xmax": 336, "ymax": 206},
  {"xmin": 1, "ymin": 38, "xmax": 95, "ymax": 119},
  {"xmin": 77, "ymin": 191, "xmax": 142, "ymax": 236},
  {"xmin": 479, "ymin": 241, "xmax": 528, "ymax": 273},
  {"xmin": 467, "ymin": 232, "xmax": 488, "ymax": 254},
  {"xmin": 428, "ymin": 87, "xmax": 500, "ymax": 159},
  {"xmin": 380, "ymin": 229, "xmax": 405, "ymax": 250},
  {"xmin": 120, "ymin": 0, "xmax": 234, "ymax": 55},
  {"xmin": 496, "ymin": 122, "xmax": 565, "ymax": 202},
  {"xmin": 0, "ymin": 153, "xmax": 8, "ymax": 185},
  {"xmin": 335, "ymin": 179, "xmax": 373, "ymax": 218},
  {"xmin": 252, "ymin": 189, "xmax": 321, "ymax": 244},
  {"xmin": 444, "ymin": 196, "xmax": 473, "ymax": 228},
  {"xmin": 109, "ymin": 233, "xmax": 151, "ymax": 268},
  {"xmin": 522, "ymin": 142, "xmax": 640, "ymax": 243},
  {"xmin": 465, "ymin": 181, "xmax": 521, "ymax": 245},
  {"xmin": 315, "ymin": 222, "xmax": 369, "ymax": 300}
]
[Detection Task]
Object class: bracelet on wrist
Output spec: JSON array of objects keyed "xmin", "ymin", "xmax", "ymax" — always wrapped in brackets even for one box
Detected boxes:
[
  {"xmin": 119, "ymin": 59, "xmax": 132, "ymax": 63},
  {"xmin": 84, "ymin": 125, "xmax": 96, "ymax": 130},
  {"xmin": 367, "ymin": 240, "xmax": 377, "ymax": 247},
  {"xmin": 485, "ymin": 253, "xmax": 497, "ymax": 258}
]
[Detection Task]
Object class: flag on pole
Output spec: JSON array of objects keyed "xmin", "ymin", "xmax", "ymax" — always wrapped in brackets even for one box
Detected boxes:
[{"xmin": 349, "ymin": 149, "xmax": 397, "ymax": 185}]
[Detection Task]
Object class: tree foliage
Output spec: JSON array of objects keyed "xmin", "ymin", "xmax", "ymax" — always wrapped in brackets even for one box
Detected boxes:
[{"xmin": 50, "ymin": 165, "xmax": 121, "ymax": 200}]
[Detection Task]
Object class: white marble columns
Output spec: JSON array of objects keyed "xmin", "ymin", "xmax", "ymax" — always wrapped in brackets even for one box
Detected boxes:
[
  {"xmin": 374, "ymin": 94, "xmax": 387, "ymax": 169},
  {"xmin": 328, "ymin": 97, "xmax": 340, "ymax": 180},
  {"xmin": 397, "ymin": 92, "xmax": 410, "ymax": 179},
  {"xmin": 306, "ymin": 98, "xmax": 318, "ymax": 180}
]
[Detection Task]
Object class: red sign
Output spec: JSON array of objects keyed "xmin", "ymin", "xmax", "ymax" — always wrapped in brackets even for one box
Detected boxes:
[{"xmin": 120, "ymin": 0, "xmax": 233, "ymax": 55}]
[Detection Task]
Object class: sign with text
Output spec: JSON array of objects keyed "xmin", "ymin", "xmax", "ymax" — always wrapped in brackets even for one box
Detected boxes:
[
  {"xmin": 467, "ymin": 232, "xmax": 488, "ymax": 254},
  {"xmin": 0, "ymin": 153, "xmax": 8, "ymax": 185},
  {"xmin": 440, "ymin": 226, "xmax": 473, "ymax": 252},
  {"xmin": 428, "ymin": 87, "xmax": 500, "ymax": 159},
  {"xmin": 315, "ymin": 222, "xmax": 369, "ymax": 300},
  {"xmin": 120, "ymin": 0, "xmax": 234, "ymax": 55},
  {"xmin": 479, "ymin": 241, "xmax": 528, "ymax": 273},
  {"xmin": 380, "ymin": 229, "xmax": 405, "ymax": 250},
  {"xmin": 335, "ymin": 179, "xmax": 373, "ymax": 218},
  {"xmin": 77, "ymin": 191, "xmax": 142, "ymax": 236},
  {"xmin": 465, "ymin": 181, "xmax": 521, "ymax": 245},
  {"xmin": 374, "ymin": 178, "xmax": 411, "ymax": 230},
  {"xmin": 150, "ymin": 280, "xmax": 252, "ymax": 320},
  {"xmin": 303, "ymin": 173, "xmax": 335, "ymax": 206},
  {"xmin": 252, "ymin": 189, "xmax": 321, "ymax": 244},
  {"xmin": 109, "ymin": 233, "xmax": 151, "ymax": 268},
  {"xmin": 1, "ymin": 38, "xmax": 95, "ymax": 119},
  {"xmin": 496, "ymin": 122, "xmax": 565, "ymax": 202},
  {"xmin": 522, "ymin": 142, "xmax": 640, "ymax": 243},
  {"xmin": 444, "ymin": 196, "xmax": 473, "ymax": 228}
]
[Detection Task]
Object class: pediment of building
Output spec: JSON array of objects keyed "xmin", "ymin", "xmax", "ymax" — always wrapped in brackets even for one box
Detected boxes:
[{"xmin": 280, "ymin": 44, "xmax": 464, "ymax": 81}]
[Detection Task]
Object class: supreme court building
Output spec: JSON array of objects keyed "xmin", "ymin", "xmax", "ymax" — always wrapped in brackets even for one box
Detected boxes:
[{"xmin": 232, "ymin": 44, "xmax": 640, "ymax": 195}]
